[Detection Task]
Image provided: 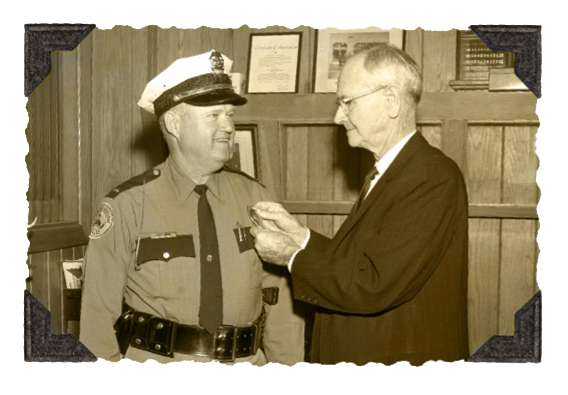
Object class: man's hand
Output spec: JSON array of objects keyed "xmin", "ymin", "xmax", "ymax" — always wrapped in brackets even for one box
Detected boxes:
[
  {"xmin": 253, "ymin": 201, "xmax": 309, "ymax": 246},
  {"xmin": 249, "ymin": 227, "xmax": 301, "ymax": 267}
]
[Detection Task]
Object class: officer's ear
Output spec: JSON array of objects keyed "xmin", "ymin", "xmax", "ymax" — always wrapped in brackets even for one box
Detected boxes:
[{"xmin": 163, "ymin": 110, "xmax": 181, "ymax": 140}]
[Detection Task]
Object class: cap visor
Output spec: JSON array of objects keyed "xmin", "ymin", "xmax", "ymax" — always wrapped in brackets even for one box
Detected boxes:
[{"xmin": 181, "ymin": 89, "xmax": 247, "ymax": 107}]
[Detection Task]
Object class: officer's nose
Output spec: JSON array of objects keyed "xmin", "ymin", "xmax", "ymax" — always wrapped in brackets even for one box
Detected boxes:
[
  {"xmin": 334, "ymin": 105, "xmax": 347, "ymax": 125},
  {"xmin": 219, "ymin": 114, "xmax": 234, "ymax": 132}
]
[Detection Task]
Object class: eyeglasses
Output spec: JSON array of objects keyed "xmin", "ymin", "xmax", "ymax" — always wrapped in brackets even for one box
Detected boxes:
[{"xmin": 336, "ymin": 85, "xmax": 390, "ymax": 115}]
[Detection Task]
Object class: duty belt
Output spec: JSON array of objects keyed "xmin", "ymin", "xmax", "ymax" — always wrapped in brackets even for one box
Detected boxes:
[{"xmin": 114, "ymin": 302, "xmax": 264, "ymax": 361}]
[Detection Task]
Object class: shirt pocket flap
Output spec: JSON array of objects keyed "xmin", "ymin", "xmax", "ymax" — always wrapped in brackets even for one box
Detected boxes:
[{"xmin": 136, "ymin": 235, "xmax": 195, "ymax": 264}]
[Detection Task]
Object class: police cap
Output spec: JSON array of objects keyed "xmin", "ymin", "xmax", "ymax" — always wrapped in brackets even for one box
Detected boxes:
[{"xmin": 138, "ymin": 50, "xmax": 247, "ymax": 119}]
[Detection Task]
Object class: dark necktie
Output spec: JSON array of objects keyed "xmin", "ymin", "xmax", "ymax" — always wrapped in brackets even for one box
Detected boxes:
[
  {"xmin": 355, "ymin": 167, "xmax": 379, "ymax": 212},
  {"xmin": 194, "ymin": 184, "xmax": 223, "ymax": 335}
]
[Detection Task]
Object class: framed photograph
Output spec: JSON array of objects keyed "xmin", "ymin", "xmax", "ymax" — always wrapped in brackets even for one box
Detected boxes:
[
  {"xmin": 225, "ymin": 125, "xmax": 258, "ymax": 179},
  {"xmin": 314, "ymin": 28, "xmax": 404, "ymax": 93},
  {"xmin": 247, "ymin": 33, "xmax": 302, "ymax": 93}
]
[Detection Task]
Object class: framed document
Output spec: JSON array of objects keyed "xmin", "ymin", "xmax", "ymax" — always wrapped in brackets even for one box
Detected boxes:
[
  {"xmin": 247, "ymin": 33, "xmax": 302, "ymax": 93},
  {"xmin": 314, "ymin": 28, "xmax": 404, "ymax": 93},
  {"xmin": 225, "ymin": 126, "xmax": 258, "ymax": 178}
]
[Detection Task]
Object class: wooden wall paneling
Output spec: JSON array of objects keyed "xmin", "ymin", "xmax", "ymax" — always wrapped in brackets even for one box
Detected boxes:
[
  {"xmin": 91, "ymin": 27, "xmax": 133, "ymax": 209},
  {"xmin": 285, "ymin": 125, "xmax": 309, "ymax": 226},
  {"xmin": 179, "ymin": 27, "xmax": 234, "ymax": 59},
  {"xmin": 156, "ymin": 27, "xmax": 180, "ymax": 76},
  {"xmin": 422, "ymin": 30, "xmax": 457, "ymax": 93},
  {"xmin": 37, "ymin": 75, "xmax": 48, "ymax": 223},
  {"xmin": 405, "ymin": 28, "xmax": 424, "ymax": 69},
  {"xmin": 502, "ymin": 126, "xmax": 538, "ymax": 205},
  {"xmin": 41, "ymin": 59, "xmax": 52, "ymax": 223},
  {"xmin": 49, "ymin": 53, "xmax": 60, "ymax": 222},
  {"xmin": 468, "ymin": 218, "xmax": 501, "ymax": 353},
  {"xmin": 441, "ymin": 119, "xmax": 467, "ymax": 173},
  {"xmin": 332, "ymin": 126, "xmax": 359, "ymax": 234},
  {"xmin": 465, "ymin": 125, "xmax": 503, "ymax": 204},
  {"xmin": 257, "ymin": 120, "xmax": 282, "ymax": 201},
  {"xmin": 131, "ymin": 27, "xmax": 153, "ymax": 177},
  {"xmin": 419, "ymin": 123, "xmax": 442, "ymax": 149},
  {"xmin": 231, "ymin": 26, "xmax": 251, "ymax": 74},
  {"xmin": 59, "ymin": 48, "xmax": 79, "ymax": 223},
  {"xmin": 48, "ymin": 249, "xmax": 63, "ymax": 333},
  {"xmin": 237, "ymin": 93, "xmax": 537, "ymax": 123},
  {"xmin": 419, "ymin": 93, "xmax": 538, "ymax": 122},
  {"xmin": 78, "ymin": 32, "xmax": 93, "ymax": 234},
  {"xmin": 73, "ymin": 245, "xmax": 86, "ymax": 260},
  {"xmin": 27, "ymin": 79, "xmax": 40, "ymax": 224},
  {"xmin": 499, "ymin": 219, "xmax": 538, "ymax": 335},
  {"xmin": 307, "ymin": 126, "xmax": 335, "ymax": 237}
]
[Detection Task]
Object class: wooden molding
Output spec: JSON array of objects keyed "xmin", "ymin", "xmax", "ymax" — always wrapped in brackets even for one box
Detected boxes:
[
  {"xmin": 28, "ymin": 221, "xmax": 89, "ymax": 254},
  {"xmin": 468, "ymin": 204, "xmax": 538, "ymax": 219},
  {"xmin": 281, "ymin": 201, "xmax": 538, "ymax": 219},
  {"xmin": 449, "ymin": 80, "xmax": 490, "ymax": 91},
  {"xmin": 233, "ymin": 91, "xmax": 537, "ymax": 123}
]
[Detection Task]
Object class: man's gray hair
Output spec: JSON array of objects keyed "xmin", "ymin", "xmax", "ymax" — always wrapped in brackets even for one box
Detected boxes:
[{"xmin": 361, "ymin": 43, "xmax": 423, "ymax": 105}]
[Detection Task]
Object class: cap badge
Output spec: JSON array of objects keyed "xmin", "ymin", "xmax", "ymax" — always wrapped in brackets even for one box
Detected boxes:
[{"xmin": 210, "ymin": 51, "xmax": 225, "ymax": 74}]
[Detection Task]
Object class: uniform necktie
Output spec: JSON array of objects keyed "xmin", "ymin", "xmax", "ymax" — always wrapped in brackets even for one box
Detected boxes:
[
  {"xmin": 355, "ymin": 167, "xmax": 379, "ymax": 212},
  {"xmin": 194, "ymin": 184, "xmax": 223, "ymax": 335}
]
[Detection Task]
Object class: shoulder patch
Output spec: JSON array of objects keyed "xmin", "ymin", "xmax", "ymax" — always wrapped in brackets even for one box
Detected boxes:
[
  {"xmin": 106, "ymin": 168, "xmax": 161, "ymax": 199},
  {"xmin": 89, "ymin": 202, "xmax": 114, "ymax": 239},
  {"xmin": 222, "ymin": 166, "xmax": 266, "ymax": 188}
]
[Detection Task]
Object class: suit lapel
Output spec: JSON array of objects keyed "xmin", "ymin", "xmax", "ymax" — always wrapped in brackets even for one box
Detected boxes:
[{"xmin": 328, "ymin": 132, "xmax": 429, "ymax": 251}]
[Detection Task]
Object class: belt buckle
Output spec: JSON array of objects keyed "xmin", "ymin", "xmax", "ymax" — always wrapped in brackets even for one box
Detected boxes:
[
  {"xmin": 212, "ymin": 327, "xmax": 236, "ymax": 362},
  {"xmin": 147, "ymin": 316, "xmax": 175, "ymax": 357}
]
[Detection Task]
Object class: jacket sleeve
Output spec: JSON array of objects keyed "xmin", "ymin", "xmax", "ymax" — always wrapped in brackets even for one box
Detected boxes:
[
  {"xmin": 255, "ymin": 184, "xmax": 305, "ymax": 365},
  {"xmin": 291, "ymin": 163, "xmax": 465, "ymax": 315},
  {"xmin": 79, "ymin": 197, "xmax": 131, "ymax": 361}
]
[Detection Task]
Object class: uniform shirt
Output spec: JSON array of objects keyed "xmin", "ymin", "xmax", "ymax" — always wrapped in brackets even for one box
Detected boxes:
[{"xmin": 80, "ymin": 157, "xmax": 304, "ymax": 364}]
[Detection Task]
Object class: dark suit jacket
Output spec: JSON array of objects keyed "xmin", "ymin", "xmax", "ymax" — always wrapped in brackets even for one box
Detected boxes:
[{"xmin": 292, "ymin": 132, "xmax": 469, "ymax": 365}]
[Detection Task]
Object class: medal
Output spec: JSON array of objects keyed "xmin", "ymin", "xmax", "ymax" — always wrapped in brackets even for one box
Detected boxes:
[{"xmin": 247, "ymin": 205, "xmax": 261, "ymax": 227}]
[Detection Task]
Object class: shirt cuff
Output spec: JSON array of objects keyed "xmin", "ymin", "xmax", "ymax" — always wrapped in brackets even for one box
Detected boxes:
[{"xmin": 288, "ymin": 228, "xmax": 310, "ymax": 272}]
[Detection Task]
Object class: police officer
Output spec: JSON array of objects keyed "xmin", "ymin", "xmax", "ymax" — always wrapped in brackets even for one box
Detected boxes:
[{"xmin": 79, "ymin": 51, "xmax": 304, "ymax": 364}]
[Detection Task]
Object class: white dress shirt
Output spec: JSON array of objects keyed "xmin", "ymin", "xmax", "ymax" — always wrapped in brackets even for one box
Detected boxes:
[{"xmin": 288, "ymin": 130, "xmax": 417, "ymax": 272}]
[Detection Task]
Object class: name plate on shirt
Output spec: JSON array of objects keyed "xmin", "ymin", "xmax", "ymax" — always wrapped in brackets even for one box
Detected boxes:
[
  {"xmin": 137, "ymin": 234, "xmax": 196, "ymax": 264},
  {"xmin": 233, "ymin": 226, "xmax": 254, "ymax": 253}
]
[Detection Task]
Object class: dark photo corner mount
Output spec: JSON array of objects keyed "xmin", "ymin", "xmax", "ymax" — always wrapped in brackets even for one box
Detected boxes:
[
  {"xmin": 470, "ymin": 25, "xmax": 541, "ymax": 98},
  {"xmin": 24, "ymin": 24, "xmax": 541, "ymax": 363}
]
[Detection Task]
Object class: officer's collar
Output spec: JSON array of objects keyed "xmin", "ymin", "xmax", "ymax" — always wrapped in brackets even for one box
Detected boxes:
[{"xmin": 166, "ymin": 157, "xmax": 222, "ymax": 203}]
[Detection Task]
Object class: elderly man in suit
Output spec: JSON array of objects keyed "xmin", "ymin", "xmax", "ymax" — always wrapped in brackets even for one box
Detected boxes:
[{"xmin": 250, "ymin": 43, "xmax": 469, "ymax": 366}]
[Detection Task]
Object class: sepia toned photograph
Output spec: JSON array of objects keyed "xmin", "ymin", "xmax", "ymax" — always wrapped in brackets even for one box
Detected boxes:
[
  {"xmin": 24, "ymin": 24, "xmax": 541, "ymax": 366},
  {"xmin": 9, "ymin": 7, "xmax": 566, "ymax": 394}
]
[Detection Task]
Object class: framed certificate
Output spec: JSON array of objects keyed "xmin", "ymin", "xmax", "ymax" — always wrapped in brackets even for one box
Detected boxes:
[
  {"xmin": 225, "ymin": 125, "xmax": 258, "ymax": 178},
  {"xmin": 314, "ymin": 28, "xmax": 404, "ymax": 93},
  {"xmin": 246, "ymin": 33, "xmax": 302, "ymax": 93}
]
